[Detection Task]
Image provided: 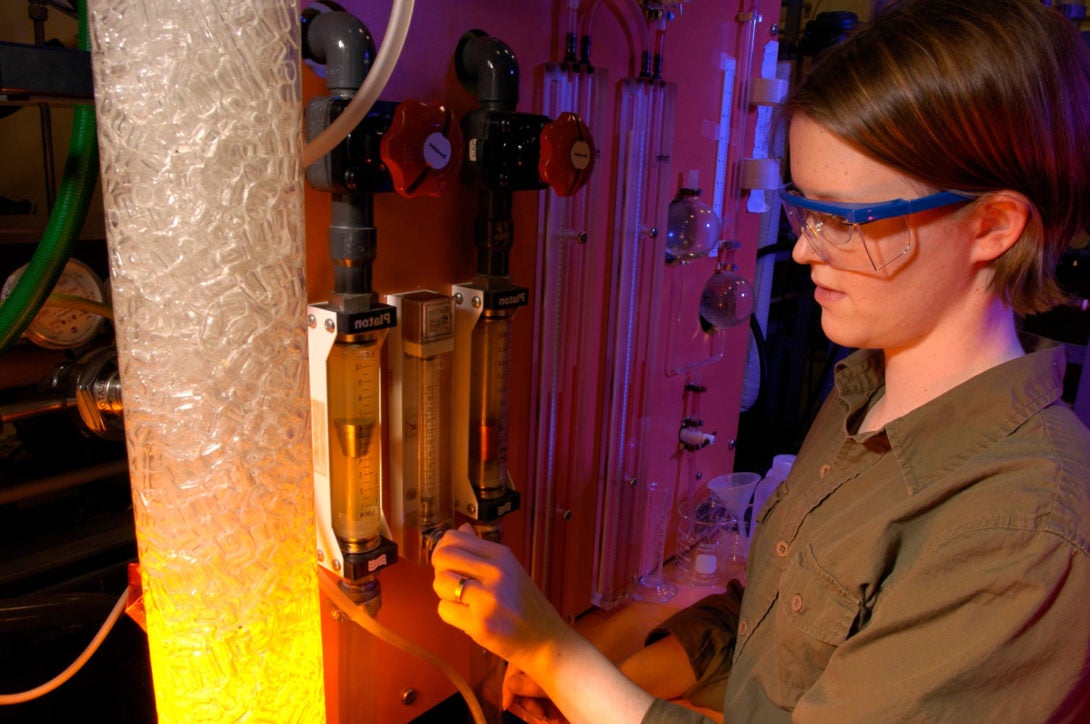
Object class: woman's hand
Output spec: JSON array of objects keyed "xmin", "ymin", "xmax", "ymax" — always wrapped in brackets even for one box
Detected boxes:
[
  {"xmin": 431, "ymin": 525, "xmax": 571, "ymax": 670},
  {"xmin": 432, "ymin": 525, "xmax": 657, "ymax": 724},
  {"xmin": 503, "ymin": 664, "xmax": 567, "ymax": 723}
]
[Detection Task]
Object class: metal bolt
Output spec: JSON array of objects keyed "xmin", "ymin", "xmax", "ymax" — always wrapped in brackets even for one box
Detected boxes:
[
  {"xmin": 454, "ymin": 292, "xmax": 464, "ymax": 305},
  {"xmin": 332, "ymin": 559, "xmax": 342, "ymax": 572},
  {"xmin": 307, "ymin": 314, "xmax": 317, "ymax": 329},
  {"xmin": 558, "ymin": 508, "xmax": 573, "ymax": 522},
  {"xmin": 316, "ymin": 549, "xmax": 325, "ymax": 562},
  {"xmin": 728, "ymin": 439, "xmax": 737, "ymax": 451},
  {"xmin": 467, "ymin": 503, "xmax": 477, "ymax": 516},
  {"xmin": 324, "ymin": 319, "xmax": 335, "ymax": 333},
  {"xmin": 471, "ymin": 296, "xmax": 482, "ymax": 309},
  {"xmin": 576, "ymin": 231, "xmax": 588, "ymax": 244},
  {"xmin": 627, "ymin": 477, "xmax": 639, "ymax": 488},
  {"xmin": 400, "ymin": 688, "xmax": 418, "ymax": 706},
  {"xmin": 770, "ymin": 23, "xmax": 779, "ymax": 36}
]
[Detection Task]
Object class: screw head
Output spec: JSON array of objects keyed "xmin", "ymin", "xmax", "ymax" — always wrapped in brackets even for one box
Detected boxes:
[
  {"xmin": 471, "ymin": 296, "xmax": 482, "ymax": 309},
  {"xmin": 307, "ymin": 314, "xmax": 317, "ymax": 328}
]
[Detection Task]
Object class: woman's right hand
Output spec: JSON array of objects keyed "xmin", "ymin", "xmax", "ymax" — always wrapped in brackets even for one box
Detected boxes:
[
  {"xmin": 431, "ymin": 526, "xmax": 657, "ymax": 724},
  {"xmin": 430, "ymin": 525, "xmax": 572, "ymax": 670}
]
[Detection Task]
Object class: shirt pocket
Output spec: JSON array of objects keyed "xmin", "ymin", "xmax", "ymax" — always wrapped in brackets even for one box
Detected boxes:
[{"xmin": 773, "ymin": 544, "xmax": 860, "ymax": 695}]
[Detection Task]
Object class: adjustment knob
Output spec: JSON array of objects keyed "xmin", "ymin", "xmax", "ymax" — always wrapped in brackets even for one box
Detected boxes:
[
  {"xmin": 380, "ymin": 100, "xmax": 463, "ymax": 197},
  {"xmin": 538, "ymin": 111, "xmax": 595, "ymax": 197}
]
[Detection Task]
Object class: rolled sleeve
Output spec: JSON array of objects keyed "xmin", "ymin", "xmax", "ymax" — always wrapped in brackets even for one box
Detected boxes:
[{"xmin": 646, "ymin": 579, "xmax": 744, "ymax": 710}]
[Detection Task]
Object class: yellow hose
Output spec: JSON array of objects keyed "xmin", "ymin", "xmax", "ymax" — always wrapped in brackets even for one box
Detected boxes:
[{"xmin": 43, "ymin": 293, "xmax": 114, "ymax": 321}]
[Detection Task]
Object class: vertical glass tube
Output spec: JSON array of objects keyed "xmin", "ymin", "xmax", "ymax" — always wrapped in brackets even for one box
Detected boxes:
[
  {"xmin": 595, "ymin": 79, "xmax": 677, "ymax": 607},
  {"xmin": 410, "ymin": 352, "xmax": 448, "ymax": 528},
  {"xmin": 469, "ymin": 309, "xmax": 513, "ymax": 498},
  {"xmin": 328, "ymin": 339, "xmax": 383, "ymax": 553},
  {"xmin": 87, "ymin": 0, "xmax": 325, "ymax": 720},
  {"xmin": 632, "ymin": 480, "xmax": 678, "ymax": 602}
]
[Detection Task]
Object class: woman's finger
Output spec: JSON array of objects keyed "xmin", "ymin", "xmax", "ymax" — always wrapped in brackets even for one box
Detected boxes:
[{"xmin": 504, "ymin": 666, "xmax": 547, "ymax": 698}]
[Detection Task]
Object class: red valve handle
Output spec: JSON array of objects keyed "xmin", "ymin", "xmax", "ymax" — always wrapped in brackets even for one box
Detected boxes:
[
  {"xmin": 538, "ymin": 111, "xmax": 595, "ymax": 197},
  {"xmin": 380, "ymin": 100, "xmax": 463, "ymax": 198}
]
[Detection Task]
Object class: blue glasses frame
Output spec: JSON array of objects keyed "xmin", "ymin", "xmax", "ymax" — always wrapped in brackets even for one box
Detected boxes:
[{"xmin": 780, "ymin": 183, "xmax": 976, "ymax": 223}]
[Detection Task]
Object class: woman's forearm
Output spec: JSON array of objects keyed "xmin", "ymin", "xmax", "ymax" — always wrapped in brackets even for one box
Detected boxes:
[{"xmin": 520, "ymin": 627, "xmax": 657, "ymax": 724}]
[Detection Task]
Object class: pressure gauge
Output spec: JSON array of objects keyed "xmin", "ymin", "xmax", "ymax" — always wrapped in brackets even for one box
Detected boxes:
[{"xmin": 1, "ymin": 258, "xmax": 108, "ymax": 350}]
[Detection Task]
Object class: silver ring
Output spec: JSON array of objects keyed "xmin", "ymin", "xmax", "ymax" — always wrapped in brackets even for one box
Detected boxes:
[{"xmin": 453, "ymin": 576, "xmax": 470, "ymax": 603}]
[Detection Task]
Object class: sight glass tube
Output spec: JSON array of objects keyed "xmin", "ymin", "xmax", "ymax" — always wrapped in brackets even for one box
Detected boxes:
[
  {"xmin": 468, "ymin": 308, "xmax": 513, "ymax": 499},
  {"xmin": 328, "ymin": 336, "xmax": 383, "ymax": 554}
]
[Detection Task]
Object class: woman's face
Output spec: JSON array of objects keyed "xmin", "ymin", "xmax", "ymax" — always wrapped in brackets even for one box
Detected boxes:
[{"xmin": 788, "ymin": 115, "xmax": 980, "ymax": 353}]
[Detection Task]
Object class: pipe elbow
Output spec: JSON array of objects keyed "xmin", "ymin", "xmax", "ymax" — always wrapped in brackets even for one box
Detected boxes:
[
  {"xmin": 455, "ymin": 29, "xmax": 520, "ymax": 110},
  {"xmin": 302, "ymin": 5, "xmax": 376, "ymax": 95}
]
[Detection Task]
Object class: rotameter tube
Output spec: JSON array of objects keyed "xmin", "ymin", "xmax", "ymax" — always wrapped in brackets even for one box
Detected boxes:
[
  {"xmin": 328, "ymin": 337, "xmax": 383, "ymax": 554},
  {"xmin": 400, "ymin": 292, "xmax": 454, "ymax": 532},
  {"xmin": 414, "ymin": 353, "xmax": 445, "ymax": 526},
  {"xmin": 469, "ymin": 308, "xmax": 514, "ymax": 499}
]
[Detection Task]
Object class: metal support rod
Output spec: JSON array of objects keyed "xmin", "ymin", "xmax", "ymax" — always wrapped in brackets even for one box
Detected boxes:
[
  {"xmin": 0, "ymin": 458, "xmax": 129, "ymax": 506},
  {"xmin": 29, "ymin": 0, "xmax": 57, "ymax": 211}
]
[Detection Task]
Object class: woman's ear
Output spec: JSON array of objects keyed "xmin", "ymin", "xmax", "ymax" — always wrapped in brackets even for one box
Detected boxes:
[{"xmin": 968, "ymin": 190, "xmax": 1031, "ymax": 263}]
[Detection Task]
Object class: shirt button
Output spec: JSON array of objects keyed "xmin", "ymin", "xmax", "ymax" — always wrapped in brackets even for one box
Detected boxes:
[
  {"xmin": 791, "ymin": 594, "xmax": 804, "ymax": 613},
  {"xmin": 775, "ymin": 540, "xmax": 789, "ymax": 557},
  {"xmin": 819, "ymin": 464, "xmax": 831, "ymax": 479},
  {"xmin": 738, "ymin": 619, "xmax": 749, "ymax": 637}
]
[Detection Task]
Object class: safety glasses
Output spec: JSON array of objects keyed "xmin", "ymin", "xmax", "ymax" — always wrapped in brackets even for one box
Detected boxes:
[{"xmin": 780, "ymin": 184, "xmax": 976, "ymax": 270}]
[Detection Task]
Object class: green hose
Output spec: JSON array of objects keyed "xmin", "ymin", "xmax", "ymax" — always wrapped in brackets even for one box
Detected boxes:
[{"xmin": 0, "ymin": 0, "xmax": 99, "ymax": 353}]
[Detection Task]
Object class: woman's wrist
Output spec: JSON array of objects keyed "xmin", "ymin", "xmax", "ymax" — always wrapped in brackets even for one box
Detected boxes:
[{"xmin": 520, "ymin": 627, "xmax": 657, "ymax": 723}]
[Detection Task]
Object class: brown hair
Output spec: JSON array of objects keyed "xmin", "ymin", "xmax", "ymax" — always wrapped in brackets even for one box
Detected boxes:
[{"xmin": 786, "ymin": 0, "xmax": 1090, "ymax": 315}]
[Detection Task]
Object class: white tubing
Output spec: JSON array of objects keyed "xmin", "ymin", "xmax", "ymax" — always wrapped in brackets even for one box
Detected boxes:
[
  {"xmin": 0, "ymin": 588, "xmax": 129, "ymax": 705},
  {"xmin": 318, "ymin": 573, "xmax": 487, "ymax": 724},
  {"xmin": 303, "ymin": 0, "xmax": 415, "ymax": 167}
]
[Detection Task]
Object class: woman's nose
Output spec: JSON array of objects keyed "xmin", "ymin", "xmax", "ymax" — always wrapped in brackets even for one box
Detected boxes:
[{"xmin": 791, "ymin": 231, "xmax": 821, "ymax": 266}]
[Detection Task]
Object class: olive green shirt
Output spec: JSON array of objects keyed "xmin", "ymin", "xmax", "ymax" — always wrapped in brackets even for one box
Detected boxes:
[{"xmin": 644, "ymin": 336, "xmax": 1090, "ymax": 722}]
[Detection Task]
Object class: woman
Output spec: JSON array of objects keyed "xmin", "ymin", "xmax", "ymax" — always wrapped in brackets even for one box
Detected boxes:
[{"xmin": 432, "ymin": 0, "xmax": 1090, "ymax": 720}]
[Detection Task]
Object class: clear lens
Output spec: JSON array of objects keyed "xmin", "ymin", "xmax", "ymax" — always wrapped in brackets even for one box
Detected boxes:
[{"xmin": 782, "ymin": 198, "xmax": 910, "ymax": 271}]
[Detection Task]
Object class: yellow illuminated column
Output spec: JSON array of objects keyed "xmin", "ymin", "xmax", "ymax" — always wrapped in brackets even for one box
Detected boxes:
[{"xmin": 87, "ymin": 1, "xmax": 326, "ymax": 720}]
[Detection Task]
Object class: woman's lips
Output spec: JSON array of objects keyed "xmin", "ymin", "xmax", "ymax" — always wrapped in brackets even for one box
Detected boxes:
[{"xmin": 812, "ymin": 281, "xmax": 846, "ymax": 305}]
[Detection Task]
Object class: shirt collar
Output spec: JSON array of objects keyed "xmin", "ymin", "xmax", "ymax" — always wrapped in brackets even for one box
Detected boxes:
[{"xmin": 832, "ymin": 334, "xmax": 1067, "ymax": 493}]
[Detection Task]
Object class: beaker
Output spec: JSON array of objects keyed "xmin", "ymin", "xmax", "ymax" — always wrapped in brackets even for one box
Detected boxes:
[{"xmin": 673, "ymin": 497, "xmax": 732, "ymax": 587}]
